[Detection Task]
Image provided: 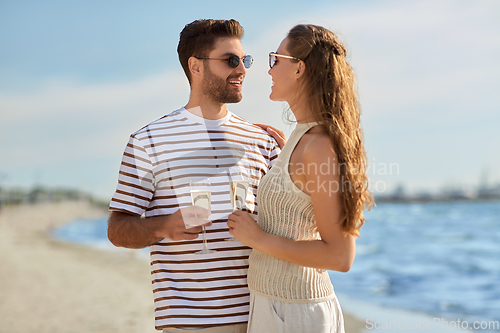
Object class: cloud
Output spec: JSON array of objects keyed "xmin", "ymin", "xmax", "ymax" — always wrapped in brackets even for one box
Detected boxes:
[
  {"xmin": 0, "ymin": 72, "xmax": 189, "ymax": 122},
  {"xmin": 332, "ymin": 1, "xmax": 499, "ymax": 102},
  {"xmin": 0, "ymin": 71, "xmax": 191, "ymax": 169}
]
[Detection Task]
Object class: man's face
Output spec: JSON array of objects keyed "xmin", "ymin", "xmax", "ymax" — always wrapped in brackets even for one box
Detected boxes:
[{"xmin": 201, "ymin": 37, "xmax": 247, "ymax": 104}]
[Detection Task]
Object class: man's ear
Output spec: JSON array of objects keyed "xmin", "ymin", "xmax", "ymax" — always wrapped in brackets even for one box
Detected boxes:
[
  {"xmin": 188, "ymin": 56, "xmax": 203, "ymax": 80},
  {"xmin": 296, "ymin": 61, "xmax": 305, "ymax": 79}
]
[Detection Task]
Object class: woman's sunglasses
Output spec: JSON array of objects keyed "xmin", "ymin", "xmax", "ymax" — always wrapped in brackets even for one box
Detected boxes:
[
  {"xmin": 197, "ymin": 54, "xmax": 254, "ymax": 69},
  {"xmin": 269, "ymin": 52, "xmax": 302, "ymax": 69}
]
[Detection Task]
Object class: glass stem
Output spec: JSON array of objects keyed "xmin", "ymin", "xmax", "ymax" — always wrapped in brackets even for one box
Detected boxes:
[{"xmin": 202, "ymin": 226, "xmax": 208, "ymax": 249}]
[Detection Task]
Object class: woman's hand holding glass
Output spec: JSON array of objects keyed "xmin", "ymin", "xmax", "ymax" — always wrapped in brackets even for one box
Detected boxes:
[{"xmin": 227, "ymin": 210, "xmax": 265, "ymax": 249}]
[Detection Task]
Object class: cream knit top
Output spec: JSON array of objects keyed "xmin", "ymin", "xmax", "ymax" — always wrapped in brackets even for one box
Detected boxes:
[{"xmin": 247, "ymin": 122, "xmax": 335, "ymax": 303}]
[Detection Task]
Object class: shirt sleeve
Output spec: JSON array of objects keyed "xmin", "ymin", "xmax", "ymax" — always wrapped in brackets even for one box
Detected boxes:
[
  {"xmin": 268, "ymin": 138, "xmax": 281, "ymax": 169},
  {"xmin": 109, "ymin": 135, "xmax": 155, "ymax": 216}
]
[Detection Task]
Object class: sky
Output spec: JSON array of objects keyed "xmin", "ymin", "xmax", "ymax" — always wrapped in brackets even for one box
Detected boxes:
[{"xmin": 1, "ymin": 0, "xmax": 499, "ymax": 200}]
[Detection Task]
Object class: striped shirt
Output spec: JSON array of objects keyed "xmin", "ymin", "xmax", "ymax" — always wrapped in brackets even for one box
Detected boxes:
[{"xmin": 109, "ymin": 107, "xmax": 280, "ymax": 330}]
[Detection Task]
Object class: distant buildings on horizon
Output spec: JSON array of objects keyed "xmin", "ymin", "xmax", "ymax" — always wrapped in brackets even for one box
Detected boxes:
[
  {"xmin": 0, "ymin": 186, "xmax": 96, "ymax": 206},
  {"xmin": 376, "ymin": 182, "xmax": 500, "ymax": 203}
]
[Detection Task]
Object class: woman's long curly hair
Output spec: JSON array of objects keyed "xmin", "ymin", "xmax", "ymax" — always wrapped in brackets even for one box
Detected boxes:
[{"xmin": 287, "ymin": 24, "xmax": 373, "ymax": 237}]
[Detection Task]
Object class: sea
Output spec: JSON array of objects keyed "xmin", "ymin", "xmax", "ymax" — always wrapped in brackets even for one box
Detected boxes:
[{"xmin": 53, "ymin": 201, "xmax": 500, "ymax": 332}]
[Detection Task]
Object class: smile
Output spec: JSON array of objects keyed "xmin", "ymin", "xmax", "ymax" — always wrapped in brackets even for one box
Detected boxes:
[{"xmin": 229, "ymin": 80, "xmax": 242, "ymax": 87}]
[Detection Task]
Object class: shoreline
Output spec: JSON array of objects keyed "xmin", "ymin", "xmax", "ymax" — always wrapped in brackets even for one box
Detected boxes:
[{"xmin": 0, "ymin": 201, "xmax": 365, "ymax": 332}]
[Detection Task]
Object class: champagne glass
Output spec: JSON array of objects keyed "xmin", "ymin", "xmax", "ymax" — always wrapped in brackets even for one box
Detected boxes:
[
  {"xmin": 190, "ymin": 180, "xmax": 216, "ymax": 254},
  {"xmin": 226, "ymin": 172, "xmax": 249, "ymax": 241}
]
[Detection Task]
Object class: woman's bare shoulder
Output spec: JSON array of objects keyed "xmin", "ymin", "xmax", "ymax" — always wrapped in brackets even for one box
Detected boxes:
[
  {"xmin": 305, "ymin": 126, "xmax": 335, "ymax": 151},
  {"xmin": 294, "ymin": 126, "xmax": 337, "ymax": 167}
]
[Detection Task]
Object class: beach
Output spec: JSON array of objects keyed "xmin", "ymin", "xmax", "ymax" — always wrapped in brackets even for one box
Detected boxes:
[
  {"xmin": 0, "ymin": 201, "xmax": 367, "ymax": 333},
  {"xmin": 0, "ymin": 201, "xmax": 155, "ymax": 333}
]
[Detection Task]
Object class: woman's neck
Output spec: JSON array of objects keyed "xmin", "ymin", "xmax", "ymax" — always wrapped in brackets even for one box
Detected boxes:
[{"xmin": 288, "ymin": 99, "xmax": 316, "ymax": 124}]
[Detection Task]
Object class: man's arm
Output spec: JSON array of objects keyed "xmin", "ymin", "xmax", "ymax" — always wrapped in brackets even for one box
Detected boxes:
[{"xmin": 108, "ymin": 206, "xmax": 211, "ymax": 249}]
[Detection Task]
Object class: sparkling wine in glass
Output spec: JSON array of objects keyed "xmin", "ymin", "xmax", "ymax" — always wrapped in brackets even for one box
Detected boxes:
[
  {"xmin": 190, "ymin": 180, "xmax": 216, "ymax": 254},
  {"xmin": 226, "ymin": 173, "xmax": 249, "ymax": 241}
]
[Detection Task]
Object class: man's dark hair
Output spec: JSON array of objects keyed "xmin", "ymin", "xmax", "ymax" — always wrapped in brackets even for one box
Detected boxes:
[{"xmin": 177, "ymin": 19, "xmax": 244, "ymax": 83}]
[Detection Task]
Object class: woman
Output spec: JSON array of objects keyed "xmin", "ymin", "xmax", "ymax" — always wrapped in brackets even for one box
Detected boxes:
[{"xmin": 227, "ymin": 24, "xmax": 373, "ymax": 332}]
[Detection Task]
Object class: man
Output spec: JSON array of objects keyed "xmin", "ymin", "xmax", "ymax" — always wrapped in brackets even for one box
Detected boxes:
[{"xmin": 108, "ymin": 19, "xmax": 282, "ymax": 332}]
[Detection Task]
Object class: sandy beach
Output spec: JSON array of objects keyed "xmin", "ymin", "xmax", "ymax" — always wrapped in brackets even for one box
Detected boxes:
[{"xmin": 0, "ymin": 201, "xmax": 366, "ymax": 333}]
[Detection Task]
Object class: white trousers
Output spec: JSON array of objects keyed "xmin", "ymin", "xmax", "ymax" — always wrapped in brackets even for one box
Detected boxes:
[
  {"xmin": 163, "ymin": 324, "xmax": 247, "ymax": 333},
  {"xmin": 247, "ymin": 293, "xmax": 345, "ymax": 333}
]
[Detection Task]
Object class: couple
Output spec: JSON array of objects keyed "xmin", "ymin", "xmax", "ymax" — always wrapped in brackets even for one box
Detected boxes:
[{"xmin": 108, "ymin": 19, "xmax": 372, "ymax": 333}]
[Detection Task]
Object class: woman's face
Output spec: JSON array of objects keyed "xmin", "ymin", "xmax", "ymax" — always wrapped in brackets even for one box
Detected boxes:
[{"xmin": 268, "ymin": 37, "xmax": 300, "ymax": 103}]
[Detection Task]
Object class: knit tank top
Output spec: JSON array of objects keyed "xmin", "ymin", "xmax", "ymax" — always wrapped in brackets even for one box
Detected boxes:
[{"xmin": 247, "ymin": 122, "xmax": 335, "ymax": 303}]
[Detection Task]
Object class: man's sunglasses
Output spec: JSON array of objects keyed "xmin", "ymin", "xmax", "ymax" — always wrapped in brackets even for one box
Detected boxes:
[
  {"xmin": 269, "ymin": 52, "xmax": 302, "ymax": 69},
  {"xmin": 197, "ymin": 54, "xmax": 254, "ymax": 69}
]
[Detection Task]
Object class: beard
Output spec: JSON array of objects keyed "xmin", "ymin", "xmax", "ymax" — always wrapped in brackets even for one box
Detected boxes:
[{"xmin": 201, "ymin": 65, "xmax": 242, "ymax": 104}]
